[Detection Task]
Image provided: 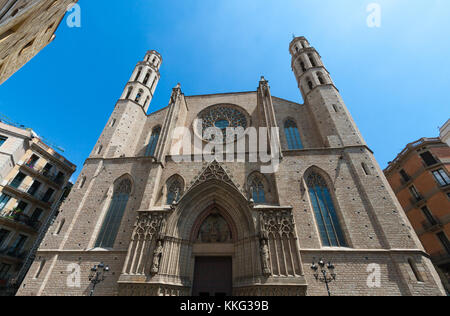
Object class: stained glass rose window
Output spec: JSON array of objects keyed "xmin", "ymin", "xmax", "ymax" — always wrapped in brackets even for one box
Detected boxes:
[{"xmin": 196, "ymin": 105, "xmax": 249, "ymax": 143}]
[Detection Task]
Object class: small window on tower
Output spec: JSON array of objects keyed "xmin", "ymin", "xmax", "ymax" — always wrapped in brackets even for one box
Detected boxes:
[
  {"xmin": 143, "ymin": 72, "xmax": 150, "ymax": 85},
  {"xmin": 300, "ymin": 61, "xmax": 306, "ymax": 72},
  {"xmin": 134, "ymin": 68, "xmax": 142, "ymax": 81},
  {"xmin": 125, "ymin": 87, "xmax": 133, "ymax": 99},
  {"xmin": 308, "ymin": 54, "xmax": 317, "ymax": 67},
  {"xmin": 307, "ymin": 79, "xmax": 313, "ymax": 90},
  {"xmin": 317, "ymin": 72, "xmax": 325, "ymax": 85},
  {"xmin": 361, "ymin": 162, "xmax": 370, "ymax": 176},
  {"xmin": 79, "ymin": 176, "xmax": 87, "ymax": 189}
]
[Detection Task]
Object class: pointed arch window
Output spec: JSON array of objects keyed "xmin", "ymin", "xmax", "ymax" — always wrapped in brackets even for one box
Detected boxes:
[
  {"xmin": 250, "ymin": 178, "xmax": 266, "ymax": 204},
  {"xmin": 317, "ymin": 72, "xmax": 325, "ymax": 85},
  {"xmin": 308, "ymin": 54, "xmax": 317, "ymax": 67},
  {"xmin": 284, "ymin": 120, "xmax": 304, "ymax": 150},
  {"xmin": 143, "ymin": 72, "xmax": 151, "ymax": 85},
  {"xmin": 145, "ymin": 127, "xmax": 161, "ymax": 157},
  {"xmin": 95, "ymin": 179, "xmax": 132, "ymax": 248},
  {"xmin": 125, "ymin": 86, "xmax": 133, "ymax": 99},
  {"xmin": 307, "ymin": 173, "xmax": 347, "ymax": 247},
  {"xmin": 134, "ymin": 68, "xmax": 142, "ymax": 81},
  {"xmin": 166, "ymin": 178, "xmax": 183, "ymax": 205},
  {"xmin": 300, "ymin": 61, "xmax": 306, "ymax": 72}
]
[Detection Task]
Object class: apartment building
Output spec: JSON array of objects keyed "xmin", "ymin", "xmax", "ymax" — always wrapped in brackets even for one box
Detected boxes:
[
  {"xmin": 385, "ymin": 137, "xmax": 450, "ymax": 292},
  {"xmin": 0, "ymin": 121, "xmax": 75, "ymax": 295}
]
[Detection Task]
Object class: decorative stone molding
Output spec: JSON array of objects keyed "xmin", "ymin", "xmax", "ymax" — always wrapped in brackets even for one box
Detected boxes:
[
  {"xmin": 122, "ymin": 211, "xmax": 169, "ymax": 275},
  {"xmin": 233, "ymin": 285, "xmax": 306, "ymax": 296},
  {"xmin": 185, "ymin": 160, "xmax": 240, "ymax": 194},
  {"xmin": 258, "ymin": 209, "xmax": 303, "ymax": 277},
  {"xmin": 118, "ymin": 283, "xmax": 190, "ymax": 296}
]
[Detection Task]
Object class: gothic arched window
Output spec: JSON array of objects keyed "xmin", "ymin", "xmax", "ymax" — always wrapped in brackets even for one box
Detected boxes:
[
  {"xmin": 284, "ymin": 120, "xmax": 304, "ymax": 150},
  {"xmin": 300, "ymin": 61, "xmax": 306, "ymax": 72},
  {"xmin": 95, "ymin": 179, "xmax": 132, "ymax": 248},
  {"xmin": 145, "ymin": 126, "xmax": 161, "ymax": 157},
  {"xmin": 317, "ymin": 72, "xmax": 325, "ymax": 85},
  {"xmin": 134, "ymin": 68, "xmax": 142, "ymax": 81},
  {"xmin": 308, "ymin": 54, "xmax": 317, "ymax": 67},
  {"xmin": 143, "ymin": 72, "xmax": 150, "ymax": 85},
  {"xmin": 166, "ymin": 178, "xmax": 183, "ymax": 205},
  {"xmin": 247, "ymin": 174, "xmax": 266, "ymax": 204},
  {"xmin": 306, "ymin": 173, "xmax": 346, "ymax": 247},
  {"xmin": 307, "ymin": 79, "xmax": 314, "ymax": 90},
  {"xmin": 125, "ymin": 86, "xmax": 133, "ymax": 99}
]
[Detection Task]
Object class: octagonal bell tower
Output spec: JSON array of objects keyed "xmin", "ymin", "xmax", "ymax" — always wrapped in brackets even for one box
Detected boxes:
[{"xmin": 290, "ymin": 36, "xmax": 365, "ymax": 148}]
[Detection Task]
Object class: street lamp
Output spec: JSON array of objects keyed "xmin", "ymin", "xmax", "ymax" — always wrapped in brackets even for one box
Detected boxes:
[
  {"xmin": 311, "ymin": 258, "xmax": 336, "ymax": 296},
  {"xmin": 88, "ymin": 262, "xmax": 110, "ymax": 296}
]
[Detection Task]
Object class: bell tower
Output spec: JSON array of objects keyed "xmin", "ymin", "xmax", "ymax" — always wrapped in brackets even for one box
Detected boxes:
[
  {"xmin": 120, "ymin": 50, "xmax": 162, "ymax": 112},
  {"xmin": 90, "ymin": 50, "xmax": 163, "ymax": 159},
  {"xmin": 290, "ymin": 37, "xmax": 365, "ymax": 148}
]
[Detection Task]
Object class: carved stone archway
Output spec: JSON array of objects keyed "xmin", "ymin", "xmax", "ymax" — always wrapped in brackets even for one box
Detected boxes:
[{"xmin": 118, "ymin": 161, "xmax": 307, "ymax": 296}]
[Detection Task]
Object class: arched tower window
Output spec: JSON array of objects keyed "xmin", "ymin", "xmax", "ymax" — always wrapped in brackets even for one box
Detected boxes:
[
  {"xmin": 134, "ymin": 68, "xmax": 142, "ymax": 81},
  {"xmin": 307, "ymin": 79, "xmax": 314, "ymax": 90},
  {"xmin": 95, "ymin": 178, "xmax": 132, "ymax": 248},
  {"xmin": 143, "ymin": 72, "xmax": 150, "ymax": 85},
  {"xmin": 125, "ymin": 86, "xmax": 133, "ymax": 99},
  {"xmin": 317, "ymin": 72, "xmax": 325, "ymax": 85},
  {"xmin": 166, "ymin": 177, "xmax": 183, "ymax": 205},
  {"xmin": 145, "ymin": 126, "xmax": 161, "ymax": 157},
  {"xmin": 306, "ymin": 173, "xmax": 347, "ymax": 247},
  {"xmin": 300, "ymin": 61, "xmax": 306, "ymax": 72},
  {"xmin": 284, "ymin": 120, "xmax": 304, "ymax": 150},
  {"xmin": 308, "ymin": 54, "xmax": 317, "ymax": 67}
]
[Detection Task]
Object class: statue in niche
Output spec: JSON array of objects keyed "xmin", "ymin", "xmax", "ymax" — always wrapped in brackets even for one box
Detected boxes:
[
  {"xmin": 198, "ymin": 211, "xmax": 231, "ymax": 243},
  {"xmin": 151, "ymin": 240, "xmax": 164, "ymax": 274},
  {"xmin": 260, "ymin": 239, "xmax": 271, "ymax": 276}
]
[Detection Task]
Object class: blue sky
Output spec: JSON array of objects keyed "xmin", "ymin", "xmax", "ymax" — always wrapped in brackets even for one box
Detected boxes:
[{"xmin": 0, "ymin": 0, "xmax": 449, "ymax": 181}]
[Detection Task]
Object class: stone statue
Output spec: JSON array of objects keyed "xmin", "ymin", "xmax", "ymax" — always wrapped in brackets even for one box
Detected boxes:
[
  {"xmin": 260, "ymin": 239, "xmax": 271, "ymax": 276},
  {"xmin": 151, "ymin": 241, "xmax": 164, "ymax": 274}
]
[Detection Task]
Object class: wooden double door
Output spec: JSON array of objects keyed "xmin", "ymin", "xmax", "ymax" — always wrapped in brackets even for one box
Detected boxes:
[{"xmin": 192, "ymin": 256, "xmax": 232, "ymax": 297}]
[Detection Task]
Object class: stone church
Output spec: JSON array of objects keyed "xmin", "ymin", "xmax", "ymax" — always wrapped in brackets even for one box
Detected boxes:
[{"xmin": 17, "ymin": 37, "xmax": 445, "ymax": 296}]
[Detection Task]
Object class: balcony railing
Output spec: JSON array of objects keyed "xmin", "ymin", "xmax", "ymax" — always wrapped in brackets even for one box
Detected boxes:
[
  {"xmin": 0, "ymin": 209, "xmax": 41, "ymax": 231},
  {"xmin": 421, "ymin": 218, "xmax": 443, "ymax": 232},
  {"xmin": 0, "ymin": 247, "xmax": 26, "ymax": 260},
  {"xmin": 5, "ymin": 181, "xmax": 55, "ymax": 205},
  {"xmin": 23, "ymin": 163, "xmax": 65, "ymax": 186},
  {"xmin": 409, "ymin": 195, "xmax": 424, "ymax": 205}
]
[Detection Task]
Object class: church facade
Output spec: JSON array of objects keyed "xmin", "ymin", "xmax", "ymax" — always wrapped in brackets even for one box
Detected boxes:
[{"xmin": 17, "ymin": 37, "xmax": 445, "ymax": 296}]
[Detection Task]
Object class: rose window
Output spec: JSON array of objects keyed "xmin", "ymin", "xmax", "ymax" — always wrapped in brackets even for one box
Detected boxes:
[{"xmin": 196, "ymin": 105, "xmax": 248, "ymax": 143}]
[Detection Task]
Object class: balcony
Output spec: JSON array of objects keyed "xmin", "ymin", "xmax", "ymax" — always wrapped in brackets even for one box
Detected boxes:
[
  {"xmin": 0, "ymin": 247, "xmax": 26, "ymax": 261},
  {"xmin": 0, "ymin": 209, "xmax": 41, "ymax": 231},
  {"xmin": 4, "ymin": 181, "xmax": 55, "ymax": 206},
  {"xmin": 421, "ymin": 218, "xmax": 443, "ymax": 232},
  {"xmin": 22, "ymin": 163, "xmax": 65, "ymax": 187},
  {"xmin": 409, "ymin": 195, "xmax": 425, "ymax": 206}
]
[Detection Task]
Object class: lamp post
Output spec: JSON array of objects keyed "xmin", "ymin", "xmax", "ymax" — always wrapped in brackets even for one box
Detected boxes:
[
  {"xmin": 88, "ymin": 262, "xmax": 110, "ymax": 296},
  {"xmin": 310, "ymin": 258, "xmax": 336, "ymax": 297}
]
